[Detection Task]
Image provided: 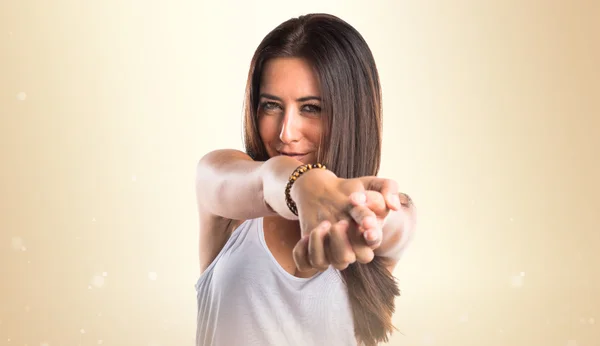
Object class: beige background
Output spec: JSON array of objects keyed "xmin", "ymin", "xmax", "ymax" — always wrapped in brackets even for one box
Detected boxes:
[{"xmin": 1, "ymin": 0, "xmax": 599, "ymax": 345}]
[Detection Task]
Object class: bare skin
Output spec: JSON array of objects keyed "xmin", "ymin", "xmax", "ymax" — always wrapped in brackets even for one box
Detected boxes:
[{"xmin": 195, "ymin": 57, "xmax": 416, "ymax": 279}]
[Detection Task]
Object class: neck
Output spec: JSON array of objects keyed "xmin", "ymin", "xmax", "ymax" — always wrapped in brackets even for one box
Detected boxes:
[
  {"xmin": 262, "ymin": 215, "xmax": 321, "ymax": 278},
  {"xmin": 263, "ymin": 215, "xmax": 301, "ymax": 234}
]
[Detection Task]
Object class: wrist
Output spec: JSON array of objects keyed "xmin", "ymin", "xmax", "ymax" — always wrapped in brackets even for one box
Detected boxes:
[
  {"xmin": 261, "ymin": 155, "xmax": 304, "ymax": 218},
  {"xmin": 289, "ymin": 165, "xmax": 338, "ymax": 207}
]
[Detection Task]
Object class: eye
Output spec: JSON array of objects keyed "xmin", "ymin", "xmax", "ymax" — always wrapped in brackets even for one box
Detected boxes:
[
  {"xmin": 302, "ymin": 104, "xmax": 321, "ymax": 114},
  {"xmin": 260, "ymin": 101, "xmax": 282, "ymax": 112}
]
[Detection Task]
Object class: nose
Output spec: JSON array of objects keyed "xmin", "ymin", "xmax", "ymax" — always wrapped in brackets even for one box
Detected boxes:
[{"xmin": 279, "ymin": 108, "xmax": 302, "ymax": 144}]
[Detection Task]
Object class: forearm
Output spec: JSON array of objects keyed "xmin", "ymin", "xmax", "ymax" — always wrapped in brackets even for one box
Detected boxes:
[{"xmin": 260, "ymin": 155, "xmax": 307, "ymax": 220}]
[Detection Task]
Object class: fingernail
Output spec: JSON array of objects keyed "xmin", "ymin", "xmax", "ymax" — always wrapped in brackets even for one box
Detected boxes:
[
  {"xmin": 364, "ymin": 230, "xmax": 378, "ymax": 243},
  {"xmin": 399, "ymin": 193, "xmax": 412, "ymax": 207},
  {"xmin": 352, "ymin": 192, "xmax": 367, "ymax": 204},
  {"xmin": 320, "ymin": 220, "xmax": 331, "ymax": 229}
]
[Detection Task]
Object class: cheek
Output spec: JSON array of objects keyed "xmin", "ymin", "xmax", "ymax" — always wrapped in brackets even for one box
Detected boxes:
[
  {"xmin": 307, "ymin": 122, "xmax": 323, "ymax": 146},
  {"xmin": 258, "ymin": 116, "xmax": 278, "ymax": 145}
]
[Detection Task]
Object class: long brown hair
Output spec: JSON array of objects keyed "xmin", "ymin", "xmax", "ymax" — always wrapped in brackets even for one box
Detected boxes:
[{"xmin": 242, "ymin": 13, "xmax": 400, "ymax": 346}]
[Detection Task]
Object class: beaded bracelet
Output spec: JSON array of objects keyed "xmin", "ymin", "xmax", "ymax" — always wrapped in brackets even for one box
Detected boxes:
[{"xmin": 284, "ymin": 163, "xmax": 327, "ymax": 216}]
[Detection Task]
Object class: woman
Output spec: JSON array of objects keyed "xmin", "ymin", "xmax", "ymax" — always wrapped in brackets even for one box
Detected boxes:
[{"xmin": 195, "ymin": 13, "xmax": 417, "ymax": 346}]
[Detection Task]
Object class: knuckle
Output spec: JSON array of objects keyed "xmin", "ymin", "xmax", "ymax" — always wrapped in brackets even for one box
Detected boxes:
[
  {"xmin": 292, "ymin": 241, "xmax": 304, "ymax": 256},
  {"xmin": 356, "ymin": 250, "xmax": 374, "ymax": 264},
  {"xmin": 311, "ymin": 258, "xmax": 327, "ymax": 269},
  {"xmin": 292, "ymin": 248, "xmax": 303, "ymax": 261},
  {"xmin": 341, "ymin": 251, "xmax": 356, "ymax": 265},
  {"xmin": 293, "ymin": 256, "xmax": 307, "ymax": 269},
  {"xmin": 351, "ymin": 178, "xmax": 364, "ymax": 189},
  {"xmin": 345, "ymin": 179, "xmax": 365, "ymax": 194},
  {"xmin": 293, "ymin": 255, "xmax": 306, "ymax": 269},
  {"xmin": 334, "ymin": 262, "xmax": 349, "ymax": 270},
  {"xmin": 293, "ymin": 257, "xmax": 304, "ymax": 269},
  {"xmin": 382, "ymin": 177, "xmax": 396, "ymax": 187}
]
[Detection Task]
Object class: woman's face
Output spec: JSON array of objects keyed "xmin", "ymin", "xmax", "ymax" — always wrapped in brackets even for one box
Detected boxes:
[{"xmin": 257, "ymin": 57, "xmax": 323, "ymax": 164}]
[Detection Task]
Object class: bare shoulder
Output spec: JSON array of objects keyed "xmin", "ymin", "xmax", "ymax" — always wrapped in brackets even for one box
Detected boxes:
[{"xmin": 194, "ymin": 149, "xmax": 263, "ymax": 272}]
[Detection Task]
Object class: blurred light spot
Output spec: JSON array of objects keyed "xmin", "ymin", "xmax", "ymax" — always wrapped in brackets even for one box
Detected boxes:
[
  {"xmin": 566, "ymin": 340, "xmax": 578, "ymax": 346},
  {"xmin": 511, "ymin": 274, "xmax": 524, "ymax": 287},
  {"xmin": 459, "ymin": 313, "xmax": 469, "ymax": 323},
  {"xmin": 148, "ymin": 272, "xmax": 158, "ymax": 280},
  {"xmin": 80, "ymin": 329, "xmax": 86, "ymax": 334},
  {"xmin": 131, "ymin": 175, "xmax": 137, "ymax": 182},
  {"xmin": 97, "ymin": 340, "xmax": 103, "ymax": 344},
  {"xmin": 92, "ymin": 275, "xmax": 105, "ymax": 288},
  {"xmin": 102, "ymin": 272, "xmax": 107, "ymax": 277},
  {"xmin": 589, "ymin": 317, "xmax": 595, "ymax": 325},
  {"xmin": 16, "ymin": 92, "xmax": 27, "ymax": 101}
]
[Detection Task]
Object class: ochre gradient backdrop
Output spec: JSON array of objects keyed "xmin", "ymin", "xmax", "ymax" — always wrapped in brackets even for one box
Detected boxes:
[{"xmin": 1, "ymin": 1, "xmax": 599, "ymax": 345}]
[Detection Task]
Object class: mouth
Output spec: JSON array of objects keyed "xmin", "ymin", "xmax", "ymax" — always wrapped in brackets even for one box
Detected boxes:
[{"xmin": 278, "ymin": 152, "xmax": 309, "ymax": 161}]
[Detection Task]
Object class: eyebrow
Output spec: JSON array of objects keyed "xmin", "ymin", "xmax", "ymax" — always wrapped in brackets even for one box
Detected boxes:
[{"xmin": 259, "ymin": 93, "xmax": 321, "ymax": 102}]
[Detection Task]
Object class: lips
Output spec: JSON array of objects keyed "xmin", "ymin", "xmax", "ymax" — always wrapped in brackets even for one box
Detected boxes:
[
  {"xmin": 280, "ymin": 152, "xmax": 306, "ymax": 156},
  {"xmin": 279, "ymin": 152, "xmax": 308, "ymax": 160}
]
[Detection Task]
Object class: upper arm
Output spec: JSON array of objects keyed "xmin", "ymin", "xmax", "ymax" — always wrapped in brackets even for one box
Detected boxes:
[
  {"xmin": 195, "ymin": 149, "xmax": 276, "ymax": 222},
  {"xmin": 195, "ymin": 149, "xmax": 276, "ymax": 272}
]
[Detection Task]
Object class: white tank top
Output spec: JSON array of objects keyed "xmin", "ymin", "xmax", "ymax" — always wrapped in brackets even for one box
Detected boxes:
[{"xmin": 195, "ymin": 217, "xmax": 357, "ymax": 346}]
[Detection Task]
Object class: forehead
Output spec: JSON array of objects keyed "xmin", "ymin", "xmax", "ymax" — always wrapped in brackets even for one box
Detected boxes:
[{"xmin": 259, "ymin": 57, "xmax": 321, "ymax": 97}]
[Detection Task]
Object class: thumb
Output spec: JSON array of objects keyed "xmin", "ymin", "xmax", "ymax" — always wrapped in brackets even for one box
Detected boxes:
[
  {"xmin": 350, "ymin": 190, "xmax": 388, "ymax": 217},
  {"xmin": 359, "ymin": 176, "xmax": 401, "ymax": 211}
]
